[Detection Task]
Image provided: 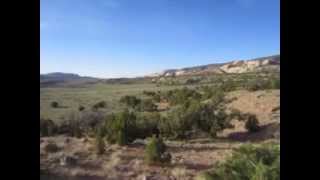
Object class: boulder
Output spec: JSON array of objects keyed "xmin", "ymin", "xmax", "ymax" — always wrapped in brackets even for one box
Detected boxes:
[{"xmin": 60, "ymin": 155, "xmax": 77, "ymax": 166}]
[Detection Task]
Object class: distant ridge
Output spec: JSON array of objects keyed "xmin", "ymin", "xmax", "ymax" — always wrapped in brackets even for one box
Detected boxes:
[
  {"xmin": 40, "ymin": 54, "xmax": 280, "ymax": 87},
  {"xmin": 146, "ymin": 54, "xmax": 279, "ymax": 77},
  {"xmin": 40, "ymin": 72, "xmax": 100, "ymax": 88}
]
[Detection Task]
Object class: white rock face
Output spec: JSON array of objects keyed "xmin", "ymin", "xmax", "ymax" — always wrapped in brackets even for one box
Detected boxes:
[
  {"xmin": 262, "ymin": 59, "xmax": 271, "ymax": 65},
  {"xmin": 231, "ymin": 60, "xmax": 245, "ymax": 66},
  {"xmin": 175, "ymin": 70, "xmax": 185, "ymax": 76},
  {"xmin": 219, "ymin": 59, "xmax": 273, "ymax": 73},
  {"xmin": 144, "ymin": 55, "xmax": 279, "ymax": 77}
]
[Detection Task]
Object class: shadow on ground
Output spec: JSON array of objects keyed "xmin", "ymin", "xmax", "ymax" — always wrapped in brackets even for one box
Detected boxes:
[{"xmin": 227, "ymin": 122, "xmax": 280, "ymax": 142}]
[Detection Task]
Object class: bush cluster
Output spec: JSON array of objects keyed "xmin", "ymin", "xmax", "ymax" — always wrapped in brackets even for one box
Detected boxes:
[
  {"xmin": 203, "ymin": 143, "xmax": 280, "ymax": 180},
  {"xmin": 144, "ymin": 136, "xmax": 171, "ymax": 165},
  {"xmin": 50, "ymin": 101, "xmax": 59, "ymax": 108},
  {"xmin": 40, "ymin": 118, "xmax": 57, "ymax": 137},
  {"xmin": 40, "ymin": 110, "xmax": 105, "ymax": 138},
  {"xmin": 92, "ymin": 101, "xmax": 107, "ymax": 110},
  {"xmin": 120, "ymin": 95, "xmax": 158, "ymax": 112},
  {"xmin": 159, "ymin": 102, "xmax": 232, "ymax": 139},
  {"xmin": 245, "ymin": 114, "xmax": 260, "ymax": 133},
  {"xmin": 119, "ymin": 95, "xmax": 141, "ymax": 109},
  {"xmin": 245, "ymin": 76, "xmax": 280, "ymax": 91}
]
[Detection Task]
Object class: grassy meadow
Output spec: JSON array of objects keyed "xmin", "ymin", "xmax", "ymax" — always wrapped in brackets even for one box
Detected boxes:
[{"xmin": 40, "ymin": 82, "xmax": 192, "ymax": 123}]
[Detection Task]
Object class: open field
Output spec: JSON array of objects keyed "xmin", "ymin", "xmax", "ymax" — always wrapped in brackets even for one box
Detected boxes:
[
  {"xmin": 40, "ymin": 72, "xmax": 279, "ymax": 123},
  {"xmin": 40, "ymin": 83, "xmax": 191, "ymax": 123}
]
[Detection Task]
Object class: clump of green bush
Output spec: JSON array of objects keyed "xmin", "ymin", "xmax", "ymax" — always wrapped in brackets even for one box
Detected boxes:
[
  {"xmin": 159, "ymin": 101, "xmax": 232, "ymax": 139},
  {"xmin": 95, "ymin": 130, "xmax": 105, "ymax": 155},
  {"xmin": 44, "ymin": 141, "xmax": 60, "ymax": 153},
  {"xmin": 245, "ymin": 76, "xmax": 280, "ymax": 91},
  {"xmin": 57, "ymin": 113, "xmax": 82, "ymax": 137},
  {"xmin": 201, "ymin": 143, "xmax": 280, "ymax": 180},
  {"xmin": 165, "ymin": 87, "xmax": 202, "ymax": 106},
  {"xmin": 195, "ymin": 171, "xmax": 214, "ymax": 180},
  {"xmin": 139, "ymin": 99, "xmax": 157, "ymax": 112},
  {"xmin": 102, "ymin": 109, "xmax": 136, "ymax": 145},
  {"xmin": 78, "ymin": 105, "xmax": 85, "ymax": 111},
  {"xmin": 245, "ymin": 114, "xmax": 260, "ymax": 133},
  {"xmin": 40, "ymin": 118, "xmax": 57, "ymax": 137},
  {"xmin": 50, "ymin": 101, "xmax": 59, "ymax": 108},
  {"xmin": 119, "ymin": 95, "xmax": 141, "ymax": 109},
  {"xmin": 92, "ymin": 101, "xmax": 107, "ymax": 110},
  {"xmin": 144, "ymin": 135, "xmax": 171, "ymax": 165}
]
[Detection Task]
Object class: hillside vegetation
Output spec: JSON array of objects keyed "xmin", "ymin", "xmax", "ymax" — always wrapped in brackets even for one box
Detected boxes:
[{"xmin": 40, "ymin": 60, "xmax": 280, "ymax": 180}]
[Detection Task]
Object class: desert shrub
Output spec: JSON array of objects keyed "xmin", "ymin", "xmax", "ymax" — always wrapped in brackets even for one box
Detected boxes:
[
  {"xmin": 134, "ymin": 112, "xmax": 161, "ymax": 139},
  {"xmin": 159, "ymin": 101, "xmax": 232, "ymax": 139},
  {"xmin": 145, "ymin": 136, "xmax": 171, "ymax": 165},
  {"xmin": 120, "ymin": 95, "xmax": 141, "ymax": 109},
  {"xmin": 199, "ymin": 85, "xmax": 225, "ymax": 106},
  {"xmin": 78, "ymin": 105, "xmax": 85, "ymax": 111},
  {"xmin": 92, "ymin": 101, "xmax": 106, "ymax": 110},
  {"xmin": 143, "ymin": 90, "xmax": 161, "ymax": 102},
  {"xmin": 103, "ymin": 109, "xmax": 136, "ymax": 145},
  {"xmin": 44, "ymin": 142, "xmax": 59, "ymax": 153},
  {"xmin": 95, "ymin": 131, "xmax": 105, "ymax": 155},
  {"xmin": 185, "ymin": 78, "xmax": 201, "ymax": 84},
  {"xmin": 40, "ymin": 119, "xmax": 57, "ymax": 137},
  {"xmin": 245, "ymin": 78, "xmax": 265, "ymax": 91},
  {"xmin": 220, "ymin": 79, "xmax": 238, "ymax": 92},
  {"xmin": 164, "ymin": 87, "xmax": 202, "ymax": 105},
  {"xmin": 58, "ymin": 113, "xmax": 82, "ymax": 138},
  {"xmin": 207, "ymin": 143, "xmax": 280, "ymax": 180},
  {"xmin": 79, "ymin": 111, "xmax": 104, "ymax": 133},
  {"xmin": 50, "ymin": 101, "xmax": 59, "ymax": 108},
  {"xmin": 195, "ymin": 171, "xmax": 214, "ymax": 180},
  {"xmin": 201, "ymin": 85, "xmax": 215, "ymax": 100},
  {"xmin": 152, "ymin": 93, "xmax": 161, "ymax": 102},
  {"xmin": 143, "ymin": 90, "xmax": 156, "ymax": 97},
  {"xmin": 245, "ymin": 115, "xmax": 260, "ymax": 132},
  {"xmin": 245, "ymin": 75, "xmax": 280, "ymax": 91},
  {"xmin": 270, "ymin": 77, "xmax": 280, "ymax": 89},
  {"xmin": 139, "ymin": 99, "xmax": 157, "ymax": 112}
]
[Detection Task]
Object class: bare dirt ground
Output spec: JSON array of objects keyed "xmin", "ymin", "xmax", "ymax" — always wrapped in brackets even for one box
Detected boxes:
[
  {"xmin": 40, "ymin": 90, "xmax": 280, "ymax": 180},
  {"xmin": 221, "ymin": 89, "xmax": 280, "ymax": 141},
  {"xmin": 41, "ymin": 136, "xmax": 242, "ymax": 180}
]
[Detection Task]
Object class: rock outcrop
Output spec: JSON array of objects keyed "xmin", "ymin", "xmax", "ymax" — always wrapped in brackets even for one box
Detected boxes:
[{"xmin": 146, "ymin": 55, "xmax": 279, "ymax": 78}]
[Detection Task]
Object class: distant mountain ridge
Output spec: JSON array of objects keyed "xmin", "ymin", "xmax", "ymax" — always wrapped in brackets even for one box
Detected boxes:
[
  {"xmin": 40, "ymin": 54, "xmax": 279, "ymax": 87},
  {"xmin": 146, "ymin": 54, "xmax": 280, "ymax": 77},
  {"xmin": 40, "ymin": 72, "xmax": 100, "ymax": 88}
]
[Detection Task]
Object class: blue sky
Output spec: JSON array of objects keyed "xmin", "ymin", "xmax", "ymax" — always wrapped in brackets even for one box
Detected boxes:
[{"xmin": 41, "ymin": 0, "xmax": 280, "ymax": 78}]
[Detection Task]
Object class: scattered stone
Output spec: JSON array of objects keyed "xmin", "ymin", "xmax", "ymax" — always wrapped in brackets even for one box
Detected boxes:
[
  {"xmin": 65, "ymin": 137, "xmax": 70, "ymax": 144},
  {"xmin": 131, "ymin": 159, "xmax": 143, "ymax": 169},
  {"xmin": 81, "ymin": 137, "xmax": 88, "ymax": 143},
  {"xmin": 132, "ymin": 139, "xmax": 147, "ymax": 146},
  {"xmin": 140, "ymin": 174, "xmax": 149, "ymax": 180},
  {"xmin": 161, "ymin": 152, "xmax": 172, "ymax": 163},
  {"xmin": 60, "ymin": 155, "xmax": 77, "ymax": 166}
]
